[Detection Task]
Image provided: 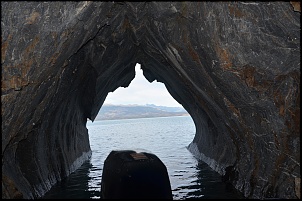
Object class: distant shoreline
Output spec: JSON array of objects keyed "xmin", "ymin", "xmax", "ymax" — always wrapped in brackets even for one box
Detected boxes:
[
  {"xmin": 88, "ymin": 114, "xmax": 190, "ymax": 122},
  {"xmin": 93, "ymin": 104, "xmax": 189, "ymax": 121}
]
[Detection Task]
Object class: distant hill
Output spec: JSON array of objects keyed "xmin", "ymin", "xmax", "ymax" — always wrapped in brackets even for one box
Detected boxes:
[
  {"xmin": 94, "ymin": 104, "xmax": 189, "ymax": 121},
  {"xmin": 145, "ymin": 104, "xmax": 187, "ymax": 112}
]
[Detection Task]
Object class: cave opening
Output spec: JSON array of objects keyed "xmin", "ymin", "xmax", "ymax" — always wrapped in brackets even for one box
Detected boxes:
[
  {"xmin": 85, "ymin": 63, "xmax": 198, "ymax": 199},
  {"xmin": 2, "ymin": 2, "xmax": 299, "ymax": 199},
  {"xmin": 41, "ymin": 60, "xmax": 245, "ymax": 199}
]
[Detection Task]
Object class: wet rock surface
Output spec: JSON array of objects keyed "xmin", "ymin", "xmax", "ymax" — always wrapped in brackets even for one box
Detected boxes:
[{"xmin": 1, "ymin": 2, "xmax": 300, "ymax": 199}]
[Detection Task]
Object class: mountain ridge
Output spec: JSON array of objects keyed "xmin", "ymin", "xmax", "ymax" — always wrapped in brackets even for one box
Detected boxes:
[{"xmin": 94, "ymin": 104, "xmax": 189, "ymax": 121}]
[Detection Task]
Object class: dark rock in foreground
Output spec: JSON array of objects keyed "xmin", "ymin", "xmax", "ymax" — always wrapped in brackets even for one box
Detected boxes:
[
  {"xmin": 101, "ymin": 150, "xmax": 173, "ymax": 199},
  {"xmin": 1, "ymin": 2, "xmax": 300, "ymax": 199}
]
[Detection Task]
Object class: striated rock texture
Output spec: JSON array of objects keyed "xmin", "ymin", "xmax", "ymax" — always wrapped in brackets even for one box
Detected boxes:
[{"xmin": 1, "ymin": 1, "xmax": 300, "ymax": 199}]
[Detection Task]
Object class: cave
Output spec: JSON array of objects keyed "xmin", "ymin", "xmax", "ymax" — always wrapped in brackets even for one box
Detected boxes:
[{"xmin": 1, "ymin": 2, "xmax": 300, "ymax": 199}]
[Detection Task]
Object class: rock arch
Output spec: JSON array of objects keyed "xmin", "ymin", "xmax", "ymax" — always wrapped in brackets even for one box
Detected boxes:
[{"xmin": 1, "ymin": 2, "xmax": 300, "ymax": 199}]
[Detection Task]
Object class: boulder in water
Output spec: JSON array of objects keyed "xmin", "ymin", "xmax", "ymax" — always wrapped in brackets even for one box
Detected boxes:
[{"xmin": 101, "ymin": 150, "xmax": 173, "ymax": 199}]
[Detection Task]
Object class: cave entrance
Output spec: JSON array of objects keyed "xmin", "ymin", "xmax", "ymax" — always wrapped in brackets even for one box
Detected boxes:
[{"xmin": 86, "ymin": 63, "xmax": 198, "ymax": 199}]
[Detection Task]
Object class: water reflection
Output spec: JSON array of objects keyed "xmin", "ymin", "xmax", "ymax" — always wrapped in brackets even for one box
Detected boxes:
[
  {"xmin": 185, "ymin": 162, "xmax": 245, "ymax": 199},
  {"xmin": 42, "ymin": 158, "xmax": 245, "ymax": 199},
  {"xmin": 41, "ymin": 117, "xmax": 245, "ymax": 199},
  {"xmin": 42, "ymin": 160, "xmax": 101, "ymax": 199}
]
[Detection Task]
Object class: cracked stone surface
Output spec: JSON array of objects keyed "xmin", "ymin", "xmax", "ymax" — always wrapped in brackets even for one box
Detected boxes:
[{"xmin": 1, "ymin": 2, "xmax": 300, "ymax": 199}]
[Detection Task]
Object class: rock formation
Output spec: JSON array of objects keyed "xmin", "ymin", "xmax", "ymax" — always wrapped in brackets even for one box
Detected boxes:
[{"xmin": 1, "ymin": 1, "xmax": 300, "ymax": 199}]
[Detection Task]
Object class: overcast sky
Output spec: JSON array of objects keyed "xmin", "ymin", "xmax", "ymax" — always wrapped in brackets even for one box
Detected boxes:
[{"xmin": 103, "ymin": 63, "xmax": 183, "ymax": 107}]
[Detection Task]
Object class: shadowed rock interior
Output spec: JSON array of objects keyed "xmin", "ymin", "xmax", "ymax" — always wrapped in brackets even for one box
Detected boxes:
[{"xmin": 1, "ymin": 2, "xmax": 300, "ymax": 199}]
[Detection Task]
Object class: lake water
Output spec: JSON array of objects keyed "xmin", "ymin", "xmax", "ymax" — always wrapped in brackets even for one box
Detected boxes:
[{"xmin": 42, "ymin": 116, "xmax": 245, "ymax": 199}]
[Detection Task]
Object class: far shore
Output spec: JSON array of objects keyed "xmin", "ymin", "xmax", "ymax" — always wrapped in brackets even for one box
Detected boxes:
[{"xmin": 87, "ymin": 113, "xmax": 190, "ymax": 122}]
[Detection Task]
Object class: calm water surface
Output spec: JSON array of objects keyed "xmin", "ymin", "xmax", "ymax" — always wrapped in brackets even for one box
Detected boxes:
[{"xmin": 42, "ymin": 116, "xmax": 245, "ymax": 199}]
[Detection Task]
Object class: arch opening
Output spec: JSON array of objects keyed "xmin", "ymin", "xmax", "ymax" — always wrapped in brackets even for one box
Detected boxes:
[{"xmin": 84, "ymin": 63, "xmax": 200, "ymax": 199}]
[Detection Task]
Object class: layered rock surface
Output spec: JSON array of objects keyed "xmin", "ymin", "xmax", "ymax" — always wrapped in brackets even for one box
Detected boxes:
[{"xmin": 1, "ymin": 2, "xmax": 300, "ymax": 199}]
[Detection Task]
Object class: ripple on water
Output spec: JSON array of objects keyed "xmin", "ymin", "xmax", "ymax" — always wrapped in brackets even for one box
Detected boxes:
[{"xmin": 42, "ymin": 116, "xmax": 245, "ymax": 199}]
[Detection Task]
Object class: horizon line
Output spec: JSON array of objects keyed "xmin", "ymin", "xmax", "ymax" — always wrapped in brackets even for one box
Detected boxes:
[{"xmin": 102, "ymin": 103, "xmax": 183, "ymax": 108}]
